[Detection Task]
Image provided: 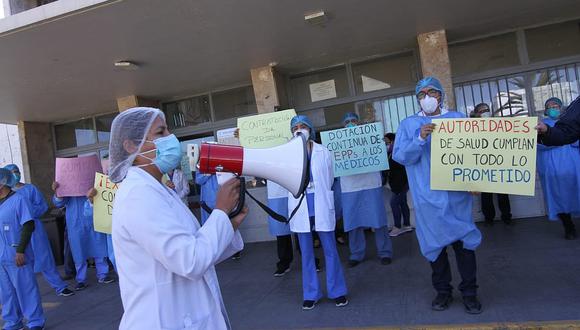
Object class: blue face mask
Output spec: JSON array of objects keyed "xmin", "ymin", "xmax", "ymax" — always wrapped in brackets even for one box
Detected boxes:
[
  {"xmin": 345, "ymin": 123, "xmax": 356, "ymax": 128},
  {"xmin": 140, "ymin": 134, "xmax": 182, "ymax": 174},
  {"xmin": 546, "ymin": 108, "xmax": 560, "ymax": 120},
  {"xmin": 12, "ymin": 173, "xmax": 21, "ymax": 183}
]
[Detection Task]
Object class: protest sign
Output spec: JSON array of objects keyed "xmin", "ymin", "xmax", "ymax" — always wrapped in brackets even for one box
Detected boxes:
[
  {"xmin": 92, "ymin": 172, "xmax": 119, "ymax": 234},
  {"xmin": 430, "ymin": 117, "xmax": 537, "ymax": 196},
  {"xmin": 55, "ymin": 155, "xmax": 103, "ymax": 197},
  {"xmin": 321, "ymin": 122, "xmax": 389, "ymax": 177},
  {"xmin": 237, "ymin": 109, "xmax": 297, "ymax": 148}
]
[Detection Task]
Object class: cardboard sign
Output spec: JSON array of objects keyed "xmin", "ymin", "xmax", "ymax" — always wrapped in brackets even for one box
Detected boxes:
[
  {"xmin": 237, "ymin": 109, "xmax": 297, "ymax": 148},
  {"xmin": 430, "ymin": 117, "xmax": 538, "ymax": 196},
  {"xmin": 92, "ymin": 173, "xmax": 119, "ymax": 234},
  {"xmin": 55, "ymin": 155, "xmax": 103, "ymax": 197},
  {"xmin": 321, "ymin": 122, "xmax": 389, "ymax": 177}
]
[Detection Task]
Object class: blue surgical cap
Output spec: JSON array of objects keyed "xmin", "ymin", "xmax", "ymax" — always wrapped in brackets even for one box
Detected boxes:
[
  {"xmin": 0, "ymin": 168, "xmax": 16, "ymax": 188},
  {"xmin": 415, "ymin": 76, "xmax": 445, "ymax": 104},
  {"xmin": 290, "ymin": 115, "xmax": 315, "ymax": 140},
  {"xmin": 544, "ymin": 97, "xmax": 563, "ymax": 109},
  {"xmin": 342, "ymin": 112, "xmax": 359, "ymax": 125},
  {"xmin": 4, "ymin": 164, "xmax": 19, "ymax": 172}
]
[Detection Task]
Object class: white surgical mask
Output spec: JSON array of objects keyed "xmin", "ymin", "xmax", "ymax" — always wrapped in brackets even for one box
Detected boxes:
[
  {"xmin": 294, "ymin": 128, "xmax": 310, "ymax": 141},
  {"xmin": 420, "ymin": 95, "xmax": 439, "ymax": 114}
]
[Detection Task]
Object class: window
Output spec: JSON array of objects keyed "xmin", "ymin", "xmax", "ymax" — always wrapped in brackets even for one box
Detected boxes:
[
  {"xmin": 212, "ymin": 86, "xmax": 257, "ymax": 121},
  {"xmin": 526, "ymin": 20, "xmax": 580, "ymax": 63},
  {"xmin": 96, "ymin": 113, "xmax": 117, "ymax": 142},
  {"xmin": 530, "ymin": 63, "xmax": 580, "ymax": 114},
  {"xmin": 163, "ymin": 95, "xmax": 211, "ymax": 129},
  {"xmin": 290, "ymin": 66, "xmax": 350, "ymax": 107},
  {"xmin": 449, "ymin": 33, "xmax": 520, "ymax": 77},
  {"xmin": 352, "ymin": 53, "xmax": 417, "ymax": 94},
  {"xmin": 54, "ymin": 118, "xmax": 96, "ymax": 150},
  {"xmin": 374, "ymin": 93, "xmax": 419, "ymax": 133}
]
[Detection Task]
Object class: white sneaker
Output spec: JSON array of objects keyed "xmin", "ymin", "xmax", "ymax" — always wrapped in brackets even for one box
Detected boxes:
[
  {"xmin": 402, "ymin": 226, "xmax": 415, "ymax": 233},
  {"xmin": 389, "ymin": 227, "xmax": 404, "ymax": 237}
]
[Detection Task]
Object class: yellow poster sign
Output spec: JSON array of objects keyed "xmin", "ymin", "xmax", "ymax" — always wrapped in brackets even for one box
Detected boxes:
[
  {"xmin": 93, "ymin": 172, "xmax": 119, "ymax": 234},
  {"xmin": 237, "ymin": 109, "xmax": 297, "ymax": 148},
  {"xmin": 430, "ymin": 117, "xmax": 537, "ymax": 196}
]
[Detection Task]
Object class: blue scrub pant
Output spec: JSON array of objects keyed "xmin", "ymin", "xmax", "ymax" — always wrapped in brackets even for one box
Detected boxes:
[
  {"xmin": 0, "ymin": 263, "xmax": 45, "ymax": 330},
  {"xmin": 348, "ymin": 226, "xmax": 393, "ymax": 261},
  {"xmin": 41, "ymin": 265, "xmax": 68, "ymax": 294},
  {"xmin": 75, "ymin": 257, "xmax": 109, "ymax": 283},
  {"xmin": 297, "ymin": 231, "xmax": 347, "ymax": 301}
]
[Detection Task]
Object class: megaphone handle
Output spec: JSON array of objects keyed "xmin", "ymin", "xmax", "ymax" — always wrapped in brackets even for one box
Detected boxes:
[{"xmin": 228, "ymin": 177, "xmax": 246, "ymax": 218}]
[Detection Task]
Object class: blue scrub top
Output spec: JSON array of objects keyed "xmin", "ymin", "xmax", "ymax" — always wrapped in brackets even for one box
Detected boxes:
[{"xmin": 0, "ymin": 192, "xmax": 35, "ymax": 264}]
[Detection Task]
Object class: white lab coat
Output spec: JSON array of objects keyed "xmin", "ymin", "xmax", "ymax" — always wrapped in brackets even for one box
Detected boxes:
[
  {"xmin": 112, "ymin": 167, "xmax": 243, "ymax": 330},
  {"xmin": 289, "ymin": 142, "xmax": 336, "ymax": 233}
]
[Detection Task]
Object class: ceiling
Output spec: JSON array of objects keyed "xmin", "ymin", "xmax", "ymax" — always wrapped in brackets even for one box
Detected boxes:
[{"xmin": 1, "ymin": 0, "xmax": 579, "ymax": 124}]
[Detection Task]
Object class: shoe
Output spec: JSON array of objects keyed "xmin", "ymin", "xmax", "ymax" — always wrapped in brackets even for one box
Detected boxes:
[
  {"xmin": 335, "ymin": 296, "xmax": 349, "ymax": 307},
  {"xmin": 75, "ymin": 282, "xmax": 88, "ymax": 291},
  {"xmin": 315, "ymin": 258, "xmax": 322, "ymax": 272},
  {"xmin": 380, "ymin": 257, "xmax": 392, "ymax": 265},
  {"xmin": 389, "ymin": 227, "xmax": 404, "ymax": 237},
  {"xmin": 402, "ymin": 226, "xmax": 415, "ymax": 233},
  {"xmin": 302, "ymin": 300, "xmax": 316, "ymax": 310},
  {"xmin": 336, "ymin": 236, "xmax": 346, "ymax": 245},
  {"xmin": 463, "ymin": 296, "xmax": 482, "ymax": 314},
  {"xmin": 273, "ymin": 266, "xmax": 290, "ymax": 277},
  {"xmin": 348, "ymin": 259, "xmax": 361, "ymax": 268},
  {"xmin": 58, "ymin": 288, "xmax": 75, "ymax": 297},
  {"xmin": 98, "ymin": 276, "xmax": 116, "ymax": 284},
  {"xmin": 431, "ymin": 293, "xmax": 453, "ymax": 311},
  {"xmin": 232, "ymin": 252, "xmax": 242, "ymax": 260}
]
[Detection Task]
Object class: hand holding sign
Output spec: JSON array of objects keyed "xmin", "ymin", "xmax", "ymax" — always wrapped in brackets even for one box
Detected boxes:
[
  {"xmin": 420, "ymin": 123, "xmax": 436, "ymax": 139},
  {"xmin": 55, "ymin": 155, "xmax": 103, "ymax": 197}
]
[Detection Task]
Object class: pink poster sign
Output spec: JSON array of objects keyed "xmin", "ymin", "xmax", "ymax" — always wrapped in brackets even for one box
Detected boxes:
[{"xmin": 55, "ymin": 155, "xmax": 103, "ymax": 197}]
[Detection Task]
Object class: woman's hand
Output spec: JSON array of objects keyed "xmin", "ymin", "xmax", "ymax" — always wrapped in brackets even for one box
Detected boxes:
[
  {"xmin": 215, "ymin": 178, "xmax": 241, "ymax": 214},
  {"xmin": 165, "ymin": 180, "xmax": 176, "ymax": 190},
  {"xmin": 15, "ymin": 253, "xmax": 25, "ymax": 267},
  {"xmin": 51, "ymin": 181, "xmax": 59, "ymax": 192}
]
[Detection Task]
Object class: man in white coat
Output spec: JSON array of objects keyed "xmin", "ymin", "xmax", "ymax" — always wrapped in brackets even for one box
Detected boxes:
[{"xmin": 108, "ymin": 107, "xmax": 247, "ymax": 330}]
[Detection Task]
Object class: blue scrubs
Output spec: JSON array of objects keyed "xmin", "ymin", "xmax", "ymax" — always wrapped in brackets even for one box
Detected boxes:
[
  {"xmin": 537, "ymin": 118, "xmax": 580, "ymax": 220},
  {"xmin": 14, "ymin": 184, "xmax": 68, "ymax": 294},
  {"xmin": 0, "ymin": 192, "xmax": 45, "ymax": 329},
  {"xmin": 83, "ymin": 200, "xmax": 116, "ymax": 271},
  {"xmin": 195, "ymin": 173, "xmax": 219, "ymax": 224},
  {"xmin": 53, "ymin": 196, "xmax": 108, "ymax": 283},
  {"xmin": 393, "ymin": 111, "xmax": 481, "ymax": 262}
]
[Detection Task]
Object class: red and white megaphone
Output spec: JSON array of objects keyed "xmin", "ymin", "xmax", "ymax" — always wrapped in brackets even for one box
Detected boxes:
[{"xmin": 188, "ymin": 134, "xmax": 310, "ymax": 199}]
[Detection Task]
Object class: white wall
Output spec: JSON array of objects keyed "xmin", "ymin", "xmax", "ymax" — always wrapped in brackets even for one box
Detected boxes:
[{"xmin": 0, "ymin": 123, "xmax": 24, "ymax": 181}]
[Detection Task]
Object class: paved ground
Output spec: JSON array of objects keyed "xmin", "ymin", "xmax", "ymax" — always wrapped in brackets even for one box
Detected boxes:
[{"xmin": 3, "ymin": 216, "xmax": 580, "ymax": 329}]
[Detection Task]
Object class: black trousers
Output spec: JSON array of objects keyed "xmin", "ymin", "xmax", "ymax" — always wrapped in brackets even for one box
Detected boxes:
[
  {"xmin": 276, "ymin": 235, "xmax": 293, "ymax": 269},
  {"xmin": 430, "ymin": 241, "xmax": 478, "ymax": 297},
  {"xmin": 481, "ymin": 193, "xmax": 511, "ymax": 222}
]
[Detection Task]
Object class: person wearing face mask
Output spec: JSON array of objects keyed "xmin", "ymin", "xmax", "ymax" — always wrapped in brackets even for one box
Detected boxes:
[
  {"xmin": 537, "ymin": 97, "xmax": 580, "ymax": 240},
  {"xmin": 339, "ymin": 112, "xmax": 393, "ymax": 267},
  {"xmin": 468, "ymin": 105, "xmax": 513, "ymax": 226},
  {"xmin": 393, "ymin": 77, "xmax": 482, "ymax": 314},
  {"xmin": 288, "ymin": 115, "xmax": 348, "ymax": 310},
  {"xmin": 108, "ymin": 107, "xmax": 246, "ymax": 329},
  {"xmin": 383, "ymin": 133, "xmax": 412, "ymax": 237},
  {"xmin": 537, "ymin": 95, "xmax": 580, "ymax": 145},
  {"xmin": 0, "ymin": 168, "xmax": 46, "ymax": 330},
  {"xmin": 4, "ymin": 164, "xmax": 75, "ymax": 297}
]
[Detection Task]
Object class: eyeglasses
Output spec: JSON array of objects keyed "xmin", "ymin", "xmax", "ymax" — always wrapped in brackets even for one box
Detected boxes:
[{"xmin": 417, "ymin": 89, "xmax": 440, "ymax": 100}]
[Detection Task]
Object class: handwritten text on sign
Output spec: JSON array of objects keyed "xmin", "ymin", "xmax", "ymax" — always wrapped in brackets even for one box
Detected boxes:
[
  {"xmin": 430, "ymin": 117, "xmax": 537, "ymax": 196},
  {"xmin": 55, "ymin": 155, "xmax": 103, "ymax": 197},
  {"xmin": 237, "ymin": 109, "xmax": 297, "ymax": 148},
  {"xmin": 93, "ymin": 173, "xmax": 119, "ymax": 234},
  {"xmin": 321, "ymin": 122, "xmax": 389, "ymax": 177}
]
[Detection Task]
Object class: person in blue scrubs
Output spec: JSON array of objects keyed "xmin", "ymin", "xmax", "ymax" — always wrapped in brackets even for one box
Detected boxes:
[
  {"xmin": 51, "ymin": 180, "xmax": 114, "ymax": 290},
  {"xmin": 85, "ymin": 188, "xmax": 116, "ymax": 270},
  {"xmin": 393, "ymin": 77, "xmax": 482, "ymax": 314},
  {"xmin": 266, "ymin": 181, "xmax": 294, "ymax": 276},
  {"xmin": 0, "ymin": 168, "xmax": 46, "ymax": 330},
  {"xmin": 4, "ymin": 164, "xmax": 75, "ymax": 297},
  {"xmin": 195, "ymin": 172, "xmax": 219, "ymax": 225},
  {"xmin": 537, "ymin": 97, "xmax": 580, "ymax": 240},
  {"xmin": 339, "ymin": 113, "xmax": 393, "ymax": 267}
]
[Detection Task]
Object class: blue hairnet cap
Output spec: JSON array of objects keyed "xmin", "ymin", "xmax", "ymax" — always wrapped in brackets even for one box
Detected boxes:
[
  {"xmin": 4, "ymin": 164, "xmax": 19, "ymax": 172},
  {"xmin": 415, "ymin": 76, "xmax": 445, "ymax": 103},
  {"xmin": 290, "ymin": 115, "xmax": 315, "ymax": 139},
  {"xmin": 0, "ymin": 168, "xmax": 16, "ymax": 188},
  {"xmin": 342, "ymin": 112, "xmax": 359, "ymax": 125},
  {"xmin": 544, "ymin": 97, "xmax": 563, "ymax": 109}
]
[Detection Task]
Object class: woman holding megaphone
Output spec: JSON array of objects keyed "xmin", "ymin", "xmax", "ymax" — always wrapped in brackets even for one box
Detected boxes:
[
  {"xmin": 108, "ymin": 107, "xmax": 247, "ymax": 330},
  {"xmin": 289, "ymin": 115, "xmax": 349, "ymax": 310}
]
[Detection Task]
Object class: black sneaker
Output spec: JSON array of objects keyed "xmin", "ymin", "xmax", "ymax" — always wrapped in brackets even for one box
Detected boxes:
[
  {"xmin": 75, "ymin": 282, "xmax": 88, "ymax": 291},
  {"xmin": 273, "ymin": 266, "xmax": 290, "ymax": 277},
  {"xmin": 431, "ymin": 293, "xmax": 453, "ymax": 311},
  {"xmin": 380, "ymin": 257, "xmax": 392, "ymax": 265},
  {"xmin": 463, "ymin": 295, "xmax": 482, "ymax": 314},
  {"xmin": 335, "ymin": 296, "xmax": 349, "ymax": 307},
  {"xmin": 98, "ymin": 276, "xmax": 116, "ymax": 284},
  {"xmin": 302, "ymin": 300, "xmax": 316, "ymax": 310},
  {"xmin": 348, "ymin": 260, "xmax": 361, "ymax": 268},
  {"xmin": 58, "ymin": 288, "xmax": 75, "ymax": 297}
]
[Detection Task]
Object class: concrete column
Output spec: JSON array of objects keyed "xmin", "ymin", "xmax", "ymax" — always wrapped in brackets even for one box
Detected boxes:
[
  {"xmin": 417, "ymin": 30, "xmax": 456, "ymax": 109},
  {"xmin": 17, "ymin": 121, "xmax": 55, "ymax": 201},
  {"xmin": 116, "ymin": 95, "xmax": 160, "ymax": 112},
  {"xmin": 250, "ymin": 66, "xmax": 287, "ymax": 114}
]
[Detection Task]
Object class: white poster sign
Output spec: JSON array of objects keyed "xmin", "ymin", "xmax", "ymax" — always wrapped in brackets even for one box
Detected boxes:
[{"xmin": 309, "ymin": 79, "xmax": 337, "ymax": 102}]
